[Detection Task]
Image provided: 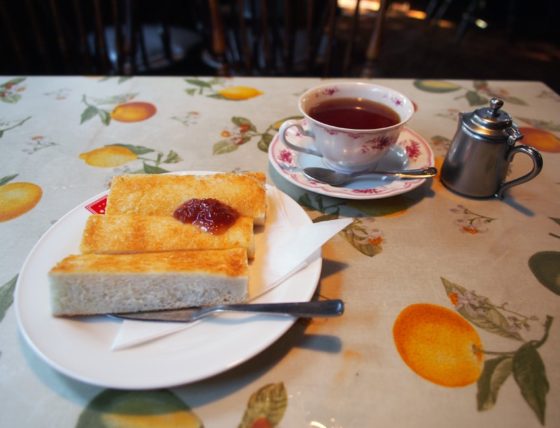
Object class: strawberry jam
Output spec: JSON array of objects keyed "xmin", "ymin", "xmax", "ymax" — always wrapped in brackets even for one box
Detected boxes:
[{"xmin": 173, "ymin": 198, "xmax": 239, "ymax": 234}]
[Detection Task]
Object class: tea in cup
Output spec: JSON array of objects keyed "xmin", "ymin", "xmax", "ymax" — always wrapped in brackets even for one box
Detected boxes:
[{"xmin": 279, "ymin": 82, "xmax": 414, "ymax": 172}]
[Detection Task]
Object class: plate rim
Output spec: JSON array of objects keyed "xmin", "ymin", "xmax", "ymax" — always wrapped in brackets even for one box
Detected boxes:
[
  {"xmin": 14, "ymin": 171, "xmax": 322, "ymax": 389},
  {"xmin": 268, "ymin": 126, "xmax": 435, "ymax": 200}
]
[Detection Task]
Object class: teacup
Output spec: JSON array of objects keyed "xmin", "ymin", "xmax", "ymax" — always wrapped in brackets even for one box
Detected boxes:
[{"xmin": 279, "ymin": 82, "xmax": 414, "ymax": 172}]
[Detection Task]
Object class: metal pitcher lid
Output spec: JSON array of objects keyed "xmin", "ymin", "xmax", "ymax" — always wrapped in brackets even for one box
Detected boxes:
[{"xmin": 462, "ymin": 98, "xmax": 513, "ymax": 139}]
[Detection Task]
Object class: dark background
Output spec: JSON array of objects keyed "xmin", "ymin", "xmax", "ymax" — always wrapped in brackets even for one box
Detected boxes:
[{"xmin": 1, "ymin": 0, "xmax": 559, "ymax": 93}]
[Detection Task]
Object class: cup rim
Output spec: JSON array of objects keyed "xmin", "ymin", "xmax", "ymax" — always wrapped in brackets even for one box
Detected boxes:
[{"xmin": 298, "ymin": 81, "xmax": 414, "ymax": 133}]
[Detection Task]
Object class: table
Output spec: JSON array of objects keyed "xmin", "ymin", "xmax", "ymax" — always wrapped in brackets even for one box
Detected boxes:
[{"xmin": 1, "ymin": 76, "xmax": 559, "ymax": 427}]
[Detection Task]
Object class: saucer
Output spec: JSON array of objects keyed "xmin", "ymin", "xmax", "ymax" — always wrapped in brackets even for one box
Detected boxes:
[{"xmin": 268, "ymin": 127, "xmax": 435, "ymax": 200}]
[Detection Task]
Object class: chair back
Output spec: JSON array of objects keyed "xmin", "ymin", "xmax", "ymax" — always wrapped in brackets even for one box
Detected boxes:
[
  {"xmin": 0, "ymin": 0, "xmax": 203, "ymax": 76},
  {"xmin": 206, "ymin": 0, "xmax": 389, "ymax": 77}
]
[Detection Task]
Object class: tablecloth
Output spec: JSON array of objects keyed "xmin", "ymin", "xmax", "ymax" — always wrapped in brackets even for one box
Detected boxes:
[{"xmin": 1, "ymin": 76, "xmax": 559, "ymax": 427}]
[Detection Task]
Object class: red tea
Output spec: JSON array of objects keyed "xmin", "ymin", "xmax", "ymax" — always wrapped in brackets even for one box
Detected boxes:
[{"xmin": 308, "ymin": 97, "xmax": 400, "ymax": 129}]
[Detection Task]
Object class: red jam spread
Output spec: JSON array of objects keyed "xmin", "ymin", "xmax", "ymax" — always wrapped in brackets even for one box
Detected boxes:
[{"xmin": 173, "ymin": 198, "xmax": 240, "ymax": 234}]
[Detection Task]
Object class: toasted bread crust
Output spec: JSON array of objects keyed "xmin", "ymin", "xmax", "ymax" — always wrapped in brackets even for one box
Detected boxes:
[
  {"xmin": 51, "ymin": 248, "xmax": 248, "ymax": 277},
  {"xmin": 80, "ymin": 214, "xmax": 255, "ymax": 258},
  {"xmin": 106, "ymin": 172, "xmax": 266, "ymax": 224}
]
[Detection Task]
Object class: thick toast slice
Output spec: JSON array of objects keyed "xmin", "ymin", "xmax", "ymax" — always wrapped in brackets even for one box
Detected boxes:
[
  {"xmin": 80, "ymin": 214, "xmax": 255, "ymax": 258},
  {"xmin": 106, "ymin": 172, "xmax": 267, "ymax": 225},
  {"xmin": 49, "ymin": 248, "xmax": 248, "ymax": 316}
]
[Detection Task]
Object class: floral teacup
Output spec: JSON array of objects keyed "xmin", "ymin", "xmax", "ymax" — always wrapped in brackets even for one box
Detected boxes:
[{"xmin": 279, "ymin": 82, "xmax": 414, "ymax": 172}]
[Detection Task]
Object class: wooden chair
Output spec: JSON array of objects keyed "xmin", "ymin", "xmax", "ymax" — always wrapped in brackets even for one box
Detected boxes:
[
  {"xmin": 206, "ymin": 0, "xmax": 389, "ymax": 77},
  {"xmin": 0, "ymin": 0, "xmax": 203, "ymax": 76}
]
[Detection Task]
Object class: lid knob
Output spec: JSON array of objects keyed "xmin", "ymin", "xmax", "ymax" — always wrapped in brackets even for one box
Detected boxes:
[
  {"xmin": 463, "ymin": 97, "xmax": 516, "ymax": 138},
  {"xmin": 490, "ymin": 98, "xmax": 504, "ymax": 117}
]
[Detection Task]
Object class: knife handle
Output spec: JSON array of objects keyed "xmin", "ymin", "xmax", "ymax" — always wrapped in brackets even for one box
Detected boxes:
[{"xmin": 215, "ymin": 299, "xmax": 344, "ymax": 318}]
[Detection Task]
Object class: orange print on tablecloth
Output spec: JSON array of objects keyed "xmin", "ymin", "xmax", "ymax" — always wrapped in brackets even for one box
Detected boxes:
[
  {"xmin": 393, "ymin": 303, "xmax": 483, "ymax": 387},
  {"xmin": 396, "ymin": 276, "xmax": 555, "ymax": 424},
  {"xmin": 111, "ymin": 101, "xmax": 157, "ymax": 123},
  {"xmin": 80, "ymin": 93, "xmax": 156, "ymax": 126},
  {"xmin": 519, "ymin": 127, "xmax": 560, "ymax": 153},
  {"xmin": 0, "ymin": 175, "xmax": 42, "ymax": 222}
]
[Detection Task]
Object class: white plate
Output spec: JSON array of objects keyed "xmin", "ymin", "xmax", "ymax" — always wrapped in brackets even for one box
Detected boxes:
[
  {"xmin": 269, "ymin": 127, "xmax": 435, "ymax": 200},
  {"xmin": 15, "ymin": 172, "xmax": 321, "ymax": 389}
]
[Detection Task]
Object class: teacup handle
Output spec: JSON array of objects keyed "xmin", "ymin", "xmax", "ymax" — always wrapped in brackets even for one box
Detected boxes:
[
  {"xmin": 496, "ymin": 145, "xmax": 543, "ymax": 198},
  {"xmin": 278, "ymin": 119, "xmax": 323, "ymax": 157}
]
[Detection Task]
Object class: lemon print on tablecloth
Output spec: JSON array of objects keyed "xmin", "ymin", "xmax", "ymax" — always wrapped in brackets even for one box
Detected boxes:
[
  {"xmin": 217, "ymin": 86, "xmax": 263, "ymax": 100},
  {"xmin": 415, "ymin": 79, "xmax": 528, "ymax": 107},
  {"xmin": 76, "ymin": 390, "xmax": 202, "ymax": 428},
  {"xmin": 184, "ymin": 78, "xmax": 263, "ymax": 101},
  {"xmin": 80, "ymin": 145, "xmax": 138, "ymax": 167},
  {"xmin": 393, "ymin": 303, "xmax": 484, "ymax": 387},
  {"xmin": 413, "ymin": 80, "xmax": 462, "ymax": 93},
  {"xmin": 79, "ymin": 144, "xmax": 181, "ymax": 172},
  {"xmin": 0, "ymin": 175, "xmax": 42, "ymax": 222}
]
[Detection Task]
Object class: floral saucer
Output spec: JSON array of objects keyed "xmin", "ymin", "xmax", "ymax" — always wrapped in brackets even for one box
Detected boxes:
[{"xmin": 269, "ymin": 127, "xmax": 435, "ymax": 200}]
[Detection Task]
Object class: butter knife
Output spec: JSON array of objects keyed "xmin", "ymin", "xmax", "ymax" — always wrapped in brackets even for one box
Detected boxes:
[{"xmin": 113, "ymin": 299, "xmax": 344, "ymax": 323}]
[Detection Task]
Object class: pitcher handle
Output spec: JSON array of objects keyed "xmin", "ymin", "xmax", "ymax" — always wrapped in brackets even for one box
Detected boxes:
[
  {"xmin": 278, "ymin": 119, "xmax": 323, "ymax": 157},
  {"xmin": 496, "ymin": 145, "xmax": 543, "ymax": 199}
]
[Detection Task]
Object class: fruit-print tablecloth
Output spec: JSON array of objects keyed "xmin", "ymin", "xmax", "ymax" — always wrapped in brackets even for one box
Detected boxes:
[{"xmin": 1, "ymin": 76, "xmax": 559, "ymax": 428}]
